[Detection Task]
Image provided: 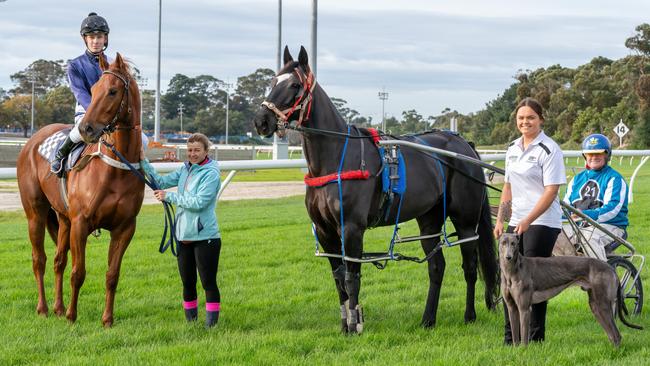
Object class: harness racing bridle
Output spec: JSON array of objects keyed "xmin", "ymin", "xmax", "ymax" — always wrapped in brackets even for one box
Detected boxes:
[{"xmin": 261, "ymin": 66, "xmax": 316, "ymax": 135}]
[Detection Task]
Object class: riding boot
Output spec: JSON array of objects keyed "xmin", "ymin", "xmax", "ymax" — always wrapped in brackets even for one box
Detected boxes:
[
  {"xmin": 184, "ymin": 308, "xmax": 198, "ymax": 322},
  {"xmin": 205, "ymin": 311, "xmax": 219, "ymax": 328},
  {"xmin": 50, "ymin": 136, "xmax": 76, "ymax": 177},
  {"xmin": 183, "ymin": 299, "xmax": 198, "ymax": 322}
]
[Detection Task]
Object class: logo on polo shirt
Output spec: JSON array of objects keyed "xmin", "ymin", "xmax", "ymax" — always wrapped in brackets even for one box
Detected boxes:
[{"xmin": 527, "ymin": 155, "xmax": 538, "ymax": 163}]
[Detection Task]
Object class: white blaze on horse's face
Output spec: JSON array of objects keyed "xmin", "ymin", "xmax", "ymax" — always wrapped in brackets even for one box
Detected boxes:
[{"xmin": 275, "ymin": 73, "xmax": 293, "ymax": 85}]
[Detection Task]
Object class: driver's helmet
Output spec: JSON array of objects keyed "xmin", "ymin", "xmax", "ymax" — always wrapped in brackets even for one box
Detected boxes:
[
  {"xmin": 80, "ymin": 12, "xmax": 110, "ymax": 36},
  {"xmin": 582, "ymin": 133, "xmax": 612, "ymax": 160}
]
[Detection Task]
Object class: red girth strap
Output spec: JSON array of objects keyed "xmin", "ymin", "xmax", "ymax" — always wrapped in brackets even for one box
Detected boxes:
[{"xmin": 304, "ymin": 170, "xmax": 370, "ymax": 187}]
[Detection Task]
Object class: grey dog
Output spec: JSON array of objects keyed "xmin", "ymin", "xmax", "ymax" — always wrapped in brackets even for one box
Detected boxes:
[{"xmin": 499, "ymin": 232, "xmax": 642, "ymax": 346}]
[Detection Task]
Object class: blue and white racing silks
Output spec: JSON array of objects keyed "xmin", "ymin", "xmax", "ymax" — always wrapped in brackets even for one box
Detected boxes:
[
  {"xmin": 563, "ymin": 165, "xmax": 628, "ymax": 228},
  {"xmin": 67, "ymin": 51, "xmax": 111, "ymax": 123}
]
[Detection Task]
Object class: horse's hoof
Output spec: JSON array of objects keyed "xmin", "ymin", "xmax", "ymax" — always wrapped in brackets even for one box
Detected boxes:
[
  {"xmin": 340, "ymin": 320, "xmax": 349, "ymax": 334},
  {"xmin": 464, "ymin": 312, "xmax": 476, "ymax": 324},
  {"xmin": 421, "ymin": 319, "xmax": 436, "ymax": 328},
  {"xmin": 102, "ymin": 313, "xmax": 114, "ymax": 328},
  {"xmin": 53, "ymin": 304, "xmax": 66, "ymax": 317},
  {"xmin": 36, "ymin": 305, "xmax": 48, "ymax": 317},
  {"xmin": 66, "ymin": 310, "xmax": 77, "ymax": 323}
]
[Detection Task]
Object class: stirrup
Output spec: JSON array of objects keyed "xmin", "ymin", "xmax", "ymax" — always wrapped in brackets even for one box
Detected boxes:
[{"xmin": 50, "ymin": 160, "xmax": 65, "ymax": 177}]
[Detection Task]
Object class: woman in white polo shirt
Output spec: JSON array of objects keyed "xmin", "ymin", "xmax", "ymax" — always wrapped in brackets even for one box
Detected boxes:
[{"xmin": 494, "ymin": 97, "xmax": 566, "ymax": 344}]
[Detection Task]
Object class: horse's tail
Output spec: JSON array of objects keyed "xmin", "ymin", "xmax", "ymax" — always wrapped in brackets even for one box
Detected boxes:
[
  {"xmin": 45, "ymin": 208, "xmax": 59, "ymax": 245},
  {"xmin": 477, "ymin": 190, "xmax": 499, "ymax": 311}
]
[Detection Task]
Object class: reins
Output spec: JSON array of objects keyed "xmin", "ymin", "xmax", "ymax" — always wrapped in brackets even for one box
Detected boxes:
[
  {"xmin": 96, "ymin": 69, "xmax": 179, "ymax": 256},
  {"xmin": 101, "ymin": 139, "xmax": 179, "ymax": 256}
]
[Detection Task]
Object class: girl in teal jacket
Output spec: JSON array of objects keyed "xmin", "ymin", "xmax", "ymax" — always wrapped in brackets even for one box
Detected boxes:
[{"xmin": 142, "ymin": 133, "xmax": 222, "ymax": 328}]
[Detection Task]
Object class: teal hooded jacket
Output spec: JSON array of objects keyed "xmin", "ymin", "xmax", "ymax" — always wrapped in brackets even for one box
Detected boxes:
[{"xmin": 142, "ymin": 158, "xmax": 221, "ymax": 241}]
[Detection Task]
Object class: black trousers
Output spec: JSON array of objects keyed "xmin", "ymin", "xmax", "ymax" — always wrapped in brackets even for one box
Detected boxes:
[
  {"xmin": 177, "ymin": 238, "xmax": 222, "ymax": 303},
  {"xmin": 504, "ymin": 225, "xmax": 560, "ymax": 343}
]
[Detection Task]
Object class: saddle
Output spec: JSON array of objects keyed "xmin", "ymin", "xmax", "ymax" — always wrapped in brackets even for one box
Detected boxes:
[{"xmin": 37, "ymin": 129, "xmax": 85, "ymax": 176}]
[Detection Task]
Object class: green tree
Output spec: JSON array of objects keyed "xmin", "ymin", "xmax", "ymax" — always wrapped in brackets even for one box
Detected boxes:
[
  {"xmin": 1, "ymin": 95, "xmax": 42, "ymax": 137},
  {"xmin": 625, "ymin": 23, "xmax": 650, "ymax": 56},
  {"xmin": 43, "ymin": 86, "xmax": 75, "ymax": 124},
  {"xmin": 400, "ymin": 109, "xmax": 428, "ymax": 133},
  {"xmin": 10, "ymin": 59, "xmax": 67, "ymax": 95},
  {"xmin": 235, "ymin": 68, "xmax": 275, "ymax": 108},
  {"xmin": 161, "ymin": 74, "xmax": 224, "ymax": 120}
]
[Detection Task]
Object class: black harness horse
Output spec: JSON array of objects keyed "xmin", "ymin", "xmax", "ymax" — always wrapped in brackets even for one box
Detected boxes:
[{"xmin": 253, "ymin": 46, "xmax": 499, "ymax": 333}]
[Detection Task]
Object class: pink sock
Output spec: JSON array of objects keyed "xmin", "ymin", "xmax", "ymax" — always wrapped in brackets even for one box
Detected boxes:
[
  {"xmin": 206, "ymin": 302, "xmax": 220, "ymax": 312},
  {"xmin": 183, "ymin": 299, "xmax": 198, "ymax": 310}
]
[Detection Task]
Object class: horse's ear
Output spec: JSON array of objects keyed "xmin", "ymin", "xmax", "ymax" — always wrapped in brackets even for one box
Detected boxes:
[
  {"xmin": 283, "ymin": 46, "xmax": 293, "ymax": 65},
  {"xmin": 98, "ymin": 54, "xmax": 109, "ymax": 71},
  {"xmin": 114, "ymin": 52, "xmax": 124, "ymax": 69},
  {"xmin": 298, "ymin": 46, "xmax": 309, "ymax": 69}
]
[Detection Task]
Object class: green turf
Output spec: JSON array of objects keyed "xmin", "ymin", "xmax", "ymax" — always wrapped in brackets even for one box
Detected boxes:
[
  {"xmin": 225, "ymin": 168, "xmax": 305, "ymax": 182},
  {"xmin": 0, "ymin": 161, "xmax": 649, "ymax": 365}
]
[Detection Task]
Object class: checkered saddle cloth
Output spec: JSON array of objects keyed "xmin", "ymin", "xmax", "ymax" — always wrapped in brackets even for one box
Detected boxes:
[{"xmin": 37, "ymin": 128, "xmax": 86, "ymax": 172}]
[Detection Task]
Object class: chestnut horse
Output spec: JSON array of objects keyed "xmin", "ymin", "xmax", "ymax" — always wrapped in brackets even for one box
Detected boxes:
[{"xmin": 17, "ymin": 53, "xmax": 144, "ymax": 326}]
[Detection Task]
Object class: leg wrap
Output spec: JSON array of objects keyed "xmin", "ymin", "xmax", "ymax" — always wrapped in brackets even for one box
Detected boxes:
[
  {"xmin": 347, "ymin": 305, "xmax": 365, "ymax": 333},
  {"xmin": 332, "ymin": 264, "xmax": 346, "ymax": 282},
  {"xmin": 344, "ymin": 271, "xmax": 361, "ymax": 295}
]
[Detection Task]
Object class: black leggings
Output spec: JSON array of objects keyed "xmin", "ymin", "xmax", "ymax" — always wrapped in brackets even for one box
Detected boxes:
[
  {"xmin": 177, "ymin": 238, "xmax": 221, "ymax": 303},
  {"xmin": 504, "ymin": 225, "xmax": 560, "ymax": 342}
]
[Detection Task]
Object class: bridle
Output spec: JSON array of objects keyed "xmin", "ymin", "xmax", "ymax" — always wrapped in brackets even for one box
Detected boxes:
[
  {"xmin": 100, "ymin": 69, "xmax": 134, "ymax": 133},
  {"xmin": 261, "ymin": 66, "xmax": 316, "ymax": 133}
]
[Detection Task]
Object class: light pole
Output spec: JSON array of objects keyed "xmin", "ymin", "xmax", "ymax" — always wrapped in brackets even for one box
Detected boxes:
[
  {"xmin": 274, "ymin": 0, "xmax": 282, "ymax": 151},
  {"xmin": 224, "ymin": 82, "xmax": 232, "ymax": 145},
  {"xmin": 177, "ymin": 102, "xmax": 184, "ymax": 135},
  {"xmin": 378, "ymin": 89, "xmax": 389, "ymax": 131},
  {"xmin": 311, "ymin": 0, "xmax": 317, "ymax": 78},
  {"xmin": 28, "ymin": 69, "xmax": 36, "ymax": 136},
  {"xmin": 277, "ymin": 0, "xmax": 282, "ymax": 71},
  {"xmin": 154, "ymin": 0, "xmax": 162, "ymax": 142},
  {"xmin": 30, "ymin": 77, "xmax": 35, "ymax": 136},
  {"xmin": 138, "ymin": 78, "xmax": 148, "ymax": 124}
]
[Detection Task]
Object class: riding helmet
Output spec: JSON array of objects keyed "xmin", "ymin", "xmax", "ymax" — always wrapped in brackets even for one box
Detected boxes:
[
  {"xmin": 80, "ymin": 12, "xmax": 110, "ymax": 36},
  {"xmin": 582, "ymin": 133, "xmax": 612, "ymax": 160}
]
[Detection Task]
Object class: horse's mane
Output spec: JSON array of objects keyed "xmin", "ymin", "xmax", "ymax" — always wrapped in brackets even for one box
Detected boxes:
[
  {"xmin": 278, "ymin": 61, "xmax": 300, "ymax": 75},
  {"xmin": 122, "ymin": 59, "xmax": 136, "ymax": 79},
  {"xmin": 106, "ymin": 55, "xmax": 136, "ymax": 81}
]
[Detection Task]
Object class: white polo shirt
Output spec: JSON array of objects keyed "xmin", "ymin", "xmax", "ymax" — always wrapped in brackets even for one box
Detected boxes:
[{"xmin": 505, "ymin": 131, "xmax": 566, "ymax": 228}]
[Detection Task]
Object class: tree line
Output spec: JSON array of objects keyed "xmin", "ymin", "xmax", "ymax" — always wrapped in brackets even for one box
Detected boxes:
[{"xmin": 1, "ymin": 24, "xmax": 649, "ymax": 147}]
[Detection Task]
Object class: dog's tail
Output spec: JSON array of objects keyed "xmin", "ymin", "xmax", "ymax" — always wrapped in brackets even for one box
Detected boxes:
[
  {"xmin": 617, "ymin": 285, "xmax": 643, "ymax": 330},
  {"xmin": 478, "ymin": 191, "xmax": 500, "ymax": 311}
]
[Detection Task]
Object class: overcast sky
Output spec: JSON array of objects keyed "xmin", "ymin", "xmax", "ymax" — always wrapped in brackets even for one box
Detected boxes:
[{"xmin": 0, "ymin": 0, "xmax": 648, "ymax": 122}]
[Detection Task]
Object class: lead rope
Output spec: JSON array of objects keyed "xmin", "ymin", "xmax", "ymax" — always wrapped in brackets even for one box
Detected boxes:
[{"xmin": 100, "ymin": 140, "xmax": 179, "ymax": 256}]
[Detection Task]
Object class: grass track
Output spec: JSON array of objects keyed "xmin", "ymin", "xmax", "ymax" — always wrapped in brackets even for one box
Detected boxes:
[{"xmin": 0, "ymin": 161, "xmax": 649, "ymax": 365}]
